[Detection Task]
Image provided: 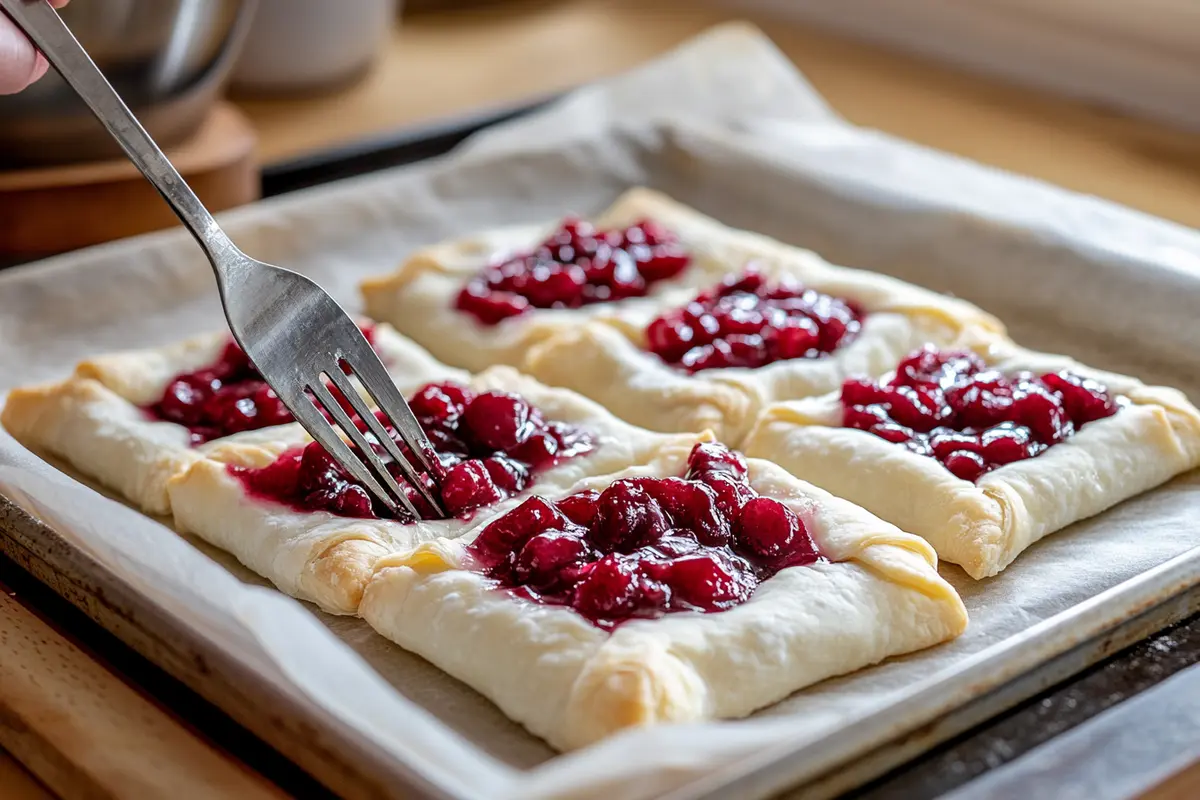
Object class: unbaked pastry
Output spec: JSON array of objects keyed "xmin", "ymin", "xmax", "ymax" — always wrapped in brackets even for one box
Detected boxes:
[
  {"xmin": 1, "ymin": 324, "xmax": 462, "ymax": 515},
  {"xmin": 742, "ymin": 341, "xmax": 1200, "ymax": 579},
  {"xmin": 168, "ymin": 366, "xmax": 708, "ymax": 614},
  {"xmin": 360, "ymin": 186, "xmax": 935, "ymax": 374},
  {"xmin": 361, "ymin": 187, "xmax": 1003, "ymax": 443},
  {"xmin": 359, "ymin": 440, "xmax": 968, "ymax": 751},
  {"xmin": 523, "ymin": 262, "xmax": 1005, "ymax": 444}
]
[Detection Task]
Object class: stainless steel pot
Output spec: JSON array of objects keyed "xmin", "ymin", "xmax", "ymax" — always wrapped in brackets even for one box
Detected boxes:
[{"xmin": 0, "ymin": 0, "xmax": 257, "ymax": 167}]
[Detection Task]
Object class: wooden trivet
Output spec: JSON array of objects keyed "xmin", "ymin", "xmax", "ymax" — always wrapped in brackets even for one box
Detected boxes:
[{"xmin": 0, "ymin": 102, "xmax": 259, "ymax": 263}]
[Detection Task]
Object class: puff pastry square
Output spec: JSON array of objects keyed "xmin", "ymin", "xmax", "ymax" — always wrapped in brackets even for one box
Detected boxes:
[
  {"xmin": 168, "ymin": 367, "xmax": 706, "ymax": 614},
  {"xmin": 362, "ymin": 187, "xmax": 1003, "ymax": 443},
  {"xmin": 0, "ymin": 324, "xmax": 461, "ymax": 515},
  {"xmin": 361, "ymin": 187, "xmax": 774, "ymax": 374},
  {"xmin": 359, "ymin": 444, "xmax": 968, "ymax": 750},
  {"xmin": 522, "ymin": 209, "xmax": 1005, "ymax": 442},
  {"xmin": 742, "ymin": 343, "xmax": 1200, "ymax": 579}
]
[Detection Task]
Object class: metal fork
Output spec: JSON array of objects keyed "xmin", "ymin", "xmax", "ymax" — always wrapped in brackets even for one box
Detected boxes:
[{"xmin": 2, "ymin": 0, "xmax": 446, "ymax": 520}]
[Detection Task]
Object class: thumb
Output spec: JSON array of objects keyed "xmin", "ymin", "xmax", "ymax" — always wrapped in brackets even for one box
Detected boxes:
[{"xmin": 0, "ymin": 13, "xmax": 48, "ymax": 95}]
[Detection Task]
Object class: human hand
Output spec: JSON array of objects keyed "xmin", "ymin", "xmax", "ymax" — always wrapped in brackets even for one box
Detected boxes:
[{"xmin": 0, "ymin": 0, "xmax": 70, "ymax": 95}]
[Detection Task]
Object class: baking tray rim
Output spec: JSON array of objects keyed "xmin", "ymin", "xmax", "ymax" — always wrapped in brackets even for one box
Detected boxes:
[
  {"xmin": 3, "ymin": 104, "xmax": 1200, "ymax": 800},
  {"xmin": 3, "ymin": 478, "xmax": 1197, "ymax": 800}
]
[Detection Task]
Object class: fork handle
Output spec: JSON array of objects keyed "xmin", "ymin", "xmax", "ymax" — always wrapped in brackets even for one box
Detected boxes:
[{"xmin": 0, "ymin": 0, "xmax": 241, "ymax": 278}]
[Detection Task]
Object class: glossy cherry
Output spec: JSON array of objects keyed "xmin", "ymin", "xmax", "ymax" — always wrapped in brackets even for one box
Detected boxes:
[
  {"xmin": 455, "ymin": 218, "xmax": 691, "ymax": 325},
  {"xmin": 467, "ymin": 442, "xmax": 822, "ymax": 628},
  {"xmin": 231, "ymin": 381, "xmax": 595, "ymax": 522},
  {"xmin": 840, "ymin": 345, "xmax": 1120, "ymax": 481},
  {"xmin": 148, "ymin": 325, "xmax": 378, "ymax": 444},
  {"xmin": 645, "ymin": 267, "xmax": 864, "ymax": 373}
]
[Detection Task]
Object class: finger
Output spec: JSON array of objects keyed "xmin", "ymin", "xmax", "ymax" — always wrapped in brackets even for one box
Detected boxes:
[
  {"xmin": 29, "ymin": 50, "xmax": 49, "ymax": 83},
  {"xmin": 0, "ymin": 13, "xmax": 43, "ymax": 95}
]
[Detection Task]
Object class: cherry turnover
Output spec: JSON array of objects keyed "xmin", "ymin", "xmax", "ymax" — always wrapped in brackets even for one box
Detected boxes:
[
  {"xmin": 231, "ymin": 382, "xmax": 595, "ymax": 520},
  {"xmin": 148, "ymin": 326, "xmax": 380, "ymax": 444},
  {"xmin": 646, "ymin": 268, "xmax": 863, "ymax": 373},
  {"xmin": 455, "ymin": 218, "xmax": 690, "ymax": 325},
  {"xmin": 468, "ymin": 442, "xmax": 822, "ymax": 629},
  {"xmin": 841, "ymin": 346, "xmax": 1120, "ymax": 482}
]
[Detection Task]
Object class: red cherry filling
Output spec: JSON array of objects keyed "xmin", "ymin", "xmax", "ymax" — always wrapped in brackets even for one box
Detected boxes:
[
  {"xmin": 148, "ymin": 325, "xmax": 379, "ymax": 444},
  {"xmin": 467, "ymin": 442, "xmax": 822, "ymax": 629},
  {"xmin": 230, "ymin": 382, "xmax": 595, "ymax": 522},
  {"xmin": 454, "ymin": 217, "xmax": 691, "ymax": 325},
  {"xmin": 840, "ymin": 345, "xmax": 1121, "ymax": 481},
  {"xmin": 645, "ymin": 268, "xmax": 864, "ymax": 373}
]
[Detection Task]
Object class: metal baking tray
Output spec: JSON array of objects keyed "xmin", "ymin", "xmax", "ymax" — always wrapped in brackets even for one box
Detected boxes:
[
  {"xmin": 2, "ymin": 490, "xmax": 1195, "ymax": 799},
  {"xmin": 3, "ymin": 32, "xmax": 1200, "ymax": 799}
]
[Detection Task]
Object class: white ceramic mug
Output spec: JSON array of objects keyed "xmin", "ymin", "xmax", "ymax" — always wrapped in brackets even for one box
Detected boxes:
[{"xmin": 230, "ymin": 0, "xmax": 399, "ymax": 94}]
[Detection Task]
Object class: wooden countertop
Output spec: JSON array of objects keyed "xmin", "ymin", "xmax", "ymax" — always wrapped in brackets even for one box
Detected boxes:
[{"xmin": 3, "ymin": 0, "xmax": 1198, "ymax": 796}]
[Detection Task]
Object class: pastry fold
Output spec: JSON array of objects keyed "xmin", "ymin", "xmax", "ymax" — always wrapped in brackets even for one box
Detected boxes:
[
  {"xmin": 360, "ymin": 453, "xmax": 968, "ymax": 750},
  {"xmin": 742, "ymin": 343, "xmax": 1200, "ymax": 579},
  {"xmin": 362, "ymin": 187, "xmax": 1004, "ymax": 443},
  {"xmin": 361, "ymin": 187, "xmax": 763, "ymax": 373},
  {"xmin": 168, "ymin": 367, "xmax": 707, "ymax": 614},
  {"xmin": 2, "ymin": 324, "xmax": 459, "ymax": 515}
]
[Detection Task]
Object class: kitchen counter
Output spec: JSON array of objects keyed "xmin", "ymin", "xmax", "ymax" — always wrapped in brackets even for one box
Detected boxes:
[
  {"xmin": 238, "ymin": 0, "xmax": 1200, "ymax": 229},
  {"xmin": 2, "ymin": 1, "xmax": 1198, "ymax": 796}
]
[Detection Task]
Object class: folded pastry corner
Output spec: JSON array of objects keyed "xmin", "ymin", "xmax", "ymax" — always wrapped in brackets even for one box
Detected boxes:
[
  {"xmin": 360, "ymin": 445, "xmax": 967, "ymax": 751},
  {"xmin": 169, "ymin": 454, "xmax": 404, "ymax": 614},
  {"xmin": 1, "ymin": 323, "xmax": 461, "ymax": 516},
  {"xmin": 516, "ymin": 264, "xmax": 1005, "ymax": 446},
  {"xmin": 523, "ymin": 323, "xmax": 764, "ymax": 444},
  {"xmin": 168, "ymin": 367, "xmax": 712, "ymax": 614},
  {"xmin": 3, "ymin": 376, "xmax": 200, "ymax": 515},
  {"xmin": 358, "ymin": 187, "xmax": 840, "ymax": 374},
  {"xmin": 743, "ymin": 341, "xmax": 1200, "ymax": 579},
  {"xmin": 360, "ymin": 188, "xmax": 1004, "ymax": 448}
]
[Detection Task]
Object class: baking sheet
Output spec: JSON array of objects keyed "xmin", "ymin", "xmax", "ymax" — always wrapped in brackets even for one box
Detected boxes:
[{"xmin": 2, "ymin": 22, "xmax": 1200, "ymax": 800}]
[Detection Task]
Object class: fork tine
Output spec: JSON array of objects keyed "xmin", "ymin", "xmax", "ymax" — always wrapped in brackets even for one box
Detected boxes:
[
  {"xmin": 291, "ymin": 389, "xmax": 417, "ymax": 520},
  {"xmin": 307, "ymin": 379, "xmax": 427, "ymax": 521},
  {"xmin": 343, "ymin": 352, "xmax": 444, "ymax": 480},
  {"xmin": 285, "ymin": 384, "xmax": 421, "ymax": 521},
  {"xmin": 323, "ymin": 365, "xmax": 446, "ymax": 516}
]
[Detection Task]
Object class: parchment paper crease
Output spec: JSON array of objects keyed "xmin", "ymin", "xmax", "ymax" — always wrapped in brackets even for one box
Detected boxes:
[{"xmin": 2, "ymin": 23, "xmax": 1199, "ymax": 800}]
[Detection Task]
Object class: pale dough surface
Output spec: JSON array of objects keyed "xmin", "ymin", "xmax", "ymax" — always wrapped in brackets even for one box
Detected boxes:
[
  {"xmin": 168, "ymin": 367, "xmax": 708, "ymax": 614},
  {"xmin": 0, "ymin": 324, "xmax": 466, "ymax": 515},
  {"xmin": 361, "ymin": 187, "xmax": 1003, "ymax": 442},
  {"xmin": 521, "ymin": 194, "xmax": 1006, "ymax": 443},
  {"xmin": 524, "ymin": 310, "xmax": 979, "ymax": 445},
  {"xmin": 742, "ymin": 341, "xmax": 1200, "ymax": 579},
  {"xmin": 361, "ymin": 187, "xmax": 767, "ymax": 372},
  {"xmin": 359, "ymin": 451, "xmax": 968, "ymax": 751}
]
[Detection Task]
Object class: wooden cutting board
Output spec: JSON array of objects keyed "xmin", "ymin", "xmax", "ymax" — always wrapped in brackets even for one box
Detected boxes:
[
  {"xmin": 0, "ymin": 103, "xmax": 258, "ymax": 263},
  {"xmin": 0, "ymin": 586, "xmax": 283, "ymax": 799}
]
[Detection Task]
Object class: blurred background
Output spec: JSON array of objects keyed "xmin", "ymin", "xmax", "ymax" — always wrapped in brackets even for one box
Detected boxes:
[{"xmin": 2, "ymin": 0, "xmax": 1198, "ymax": 261}]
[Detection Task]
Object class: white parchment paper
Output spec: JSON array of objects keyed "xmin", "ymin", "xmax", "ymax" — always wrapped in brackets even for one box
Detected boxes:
[{"xmin": 2, "ymin": 23, "xmax": 1199, "ymax": 800}]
